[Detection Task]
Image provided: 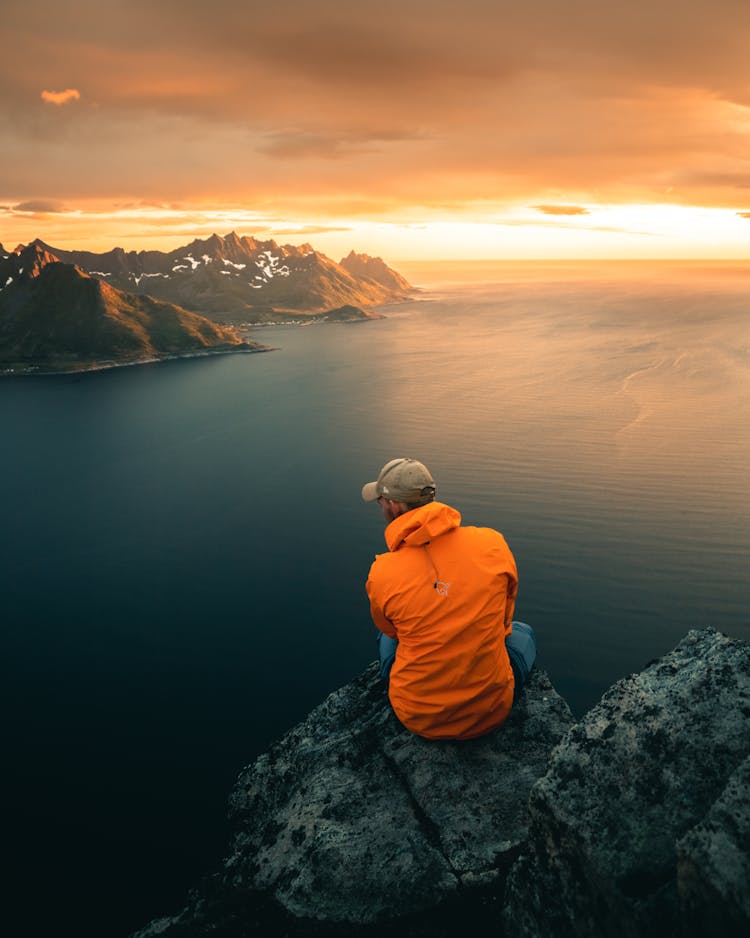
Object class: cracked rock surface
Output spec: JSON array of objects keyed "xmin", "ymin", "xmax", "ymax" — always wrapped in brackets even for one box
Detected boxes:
[
  {"xmin": 503, "ymin": 627, "xmax": 750, "ymax": 937},
  {"xmin": 226, "ymin": 664, "xmax": 572, "ymax": 924},
  {"xmin": 133, "ymin": 665, "xmax": 572, "ymax": 935}
]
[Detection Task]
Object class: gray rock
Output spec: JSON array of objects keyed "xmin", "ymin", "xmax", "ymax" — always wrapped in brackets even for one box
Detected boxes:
[
  {"xmin": 676, "ymin": 754, "xmax": 750, "ymax": 936},
  {"xmin": 503, "ymin": 627, "xmax": 750, "ymax": 937},
  {"xmin": 132, "ymin": 664, "xmax": 573, "ymax": 936},
  {"xmin": 227, "ymin": 664, "xmax": 573, "ymax": 924}
]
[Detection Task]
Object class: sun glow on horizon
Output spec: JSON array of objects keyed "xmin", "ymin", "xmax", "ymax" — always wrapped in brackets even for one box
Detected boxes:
[
  {"xmin": 2, "ymin": 200, "xmax": 748, "ymax": 265},
  {"xmin": 4, "ymin": 1, "xmax": 750, "ymax": 273}
]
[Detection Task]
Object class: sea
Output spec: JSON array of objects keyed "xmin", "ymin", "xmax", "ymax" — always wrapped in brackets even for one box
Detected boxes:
[{"xmin": 3, "ymin": 260, "xmax": 749, "ymax": 937}]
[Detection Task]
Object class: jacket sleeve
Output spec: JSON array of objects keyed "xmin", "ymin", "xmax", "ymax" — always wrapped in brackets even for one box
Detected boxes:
[
  {"xmin": 504, "ymin": 571, "xmax": 518, "ymax": 634},
  {"xmin": 498, "ymin": 535, "xmax": 519, "ymax": 635},
  {"xmin": 366, "ymin": 565, "xmax": 398, "ymax": 639}
]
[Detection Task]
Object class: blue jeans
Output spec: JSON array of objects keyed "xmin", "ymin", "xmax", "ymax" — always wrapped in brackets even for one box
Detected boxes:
[{"xmin": 377, "ymin": 620, "xmax": 537, "ymax": 699}]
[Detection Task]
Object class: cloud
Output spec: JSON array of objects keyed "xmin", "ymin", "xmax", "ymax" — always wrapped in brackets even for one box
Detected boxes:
[
  {"xmin": 13, "ymin": 199, "xmax": 68, "ymax": 213},
  {"xmin": 534, "ymin": 205, "xmax": 591, "ymax": 216},
  {"xmin": 257, "ymin": 128, "xmax": 427, "ymax": 162},
  {"xmin": 258, "ymin": 132, "xmax": 350, "ymax": 161},
  {"xmin": 0, "ymin": 0, "xmax": 748, "ymax": 240},
  {"xmin": 498, "ymin": 217, "xmax": 653, "ymax": 237},
  {"xmin": 736, "ymin": 212, "xmax": 750, "ymax": 218},
  {"xmin": 40, "ymin": 88, "xmax": 81, "ymax": 106},
  {"xmin": 268, "ymin": 226, "xmax": 352, "ymax": 236}
]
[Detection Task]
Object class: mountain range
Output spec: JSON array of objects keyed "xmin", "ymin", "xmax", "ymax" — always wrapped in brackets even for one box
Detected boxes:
[
  {"xmin": 0, "ymin": 234, "xmax": 413, "ymax": 373},
  {"xmin": 0, "ymin": 242, "xmax": 259, "ymax": 374},
  {"xmin": 21, "ymin": 232, "xmax": 413, "ymax": 322}
]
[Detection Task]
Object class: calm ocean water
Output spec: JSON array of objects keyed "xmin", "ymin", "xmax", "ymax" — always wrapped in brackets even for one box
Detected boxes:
[{"xmin": 3, "ymin": 261, "xmax": 749, "ymax": 936}]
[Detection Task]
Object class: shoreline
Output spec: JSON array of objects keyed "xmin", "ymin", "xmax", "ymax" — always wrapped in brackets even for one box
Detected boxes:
[
  {"xmin": 0, "ymin": 343, "xmax": 275, "ymax": 378},
  {"xmin": 0, "ymin": 300, "xmax": 399, "ymax": 378}
]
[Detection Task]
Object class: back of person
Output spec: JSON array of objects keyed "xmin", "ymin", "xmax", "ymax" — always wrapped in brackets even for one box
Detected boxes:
[{"xmin": 366, "ymin": 499, "xmax": 518, "ymax": 739}]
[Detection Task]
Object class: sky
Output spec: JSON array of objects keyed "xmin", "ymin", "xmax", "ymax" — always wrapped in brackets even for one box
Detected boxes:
[{"xmin": 2, "ymin": 0, "xmax": 750, "ymax": 261}]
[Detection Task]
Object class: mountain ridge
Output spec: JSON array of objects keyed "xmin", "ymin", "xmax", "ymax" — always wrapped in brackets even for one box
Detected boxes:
[
  {"xmin": 26, "ymin": 232, "xmax": 414, "ymax": 322},
  {"xmin": 0, "ymin": 242, "xmax": 262, "ymax": 374}
]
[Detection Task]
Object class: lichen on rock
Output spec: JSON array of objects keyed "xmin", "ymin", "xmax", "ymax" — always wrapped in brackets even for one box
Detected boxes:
[
  {"xmin": 132, "ymin": 627, "xmax": 750, "ymax": 937},
  {"xmin": 132, "ymin": 664, "xmax": 573, "ymax": 936},
  {"xmin": 503, "ymin": 627, "xmax": 750, "ymax": 937},
  {"xmin": 226, "ymin": 664, "xmax": 573, "ymax": 925}
]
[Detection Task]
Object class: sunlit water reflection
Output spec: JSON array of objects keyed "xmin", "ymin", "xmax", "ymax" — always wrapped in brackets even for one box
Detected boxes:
[{"xmin": 3, "ymin": 260, "xmax": 748, "ymax": 936}]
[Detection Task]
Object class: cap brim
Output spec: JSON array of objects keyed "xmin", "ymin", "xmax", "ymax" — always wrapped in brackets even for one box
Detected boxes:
[{"xmin": 361, "ymin": 481, "xmax": 379, "ymax": 502}]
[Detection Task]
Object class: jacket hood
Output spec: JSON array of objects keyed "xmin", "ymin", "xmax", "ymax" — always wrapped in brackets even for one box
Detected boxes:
[{"xmin": 385, "ymin": 501, "xmax": 461, "ymax": 552}]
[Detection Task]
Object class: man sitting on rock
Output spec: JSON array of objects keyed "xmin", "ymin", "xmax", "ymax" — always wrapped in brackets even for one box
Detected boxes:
[{"xmin": 362, "ymin": 457, "xmax": 536, "ymax": 740}]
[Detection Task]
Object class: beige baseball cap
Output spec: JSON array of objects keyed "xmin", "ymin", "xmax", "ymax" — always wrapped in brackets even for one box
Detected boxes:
[{"xmin": 361, "ymin": 458, "xmax": 436, "ymax": 505}]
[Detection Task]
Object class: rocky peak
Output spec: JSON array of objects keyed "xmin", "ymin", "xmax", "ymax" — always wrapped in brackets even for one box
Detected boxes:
[
  {"xmin": 132, "ymin": 667, "xmax": 574, "ymax": 935},
  {"xmin": 21, "ymin": 239, "xmax": 60, "ymax": 266},
  {"xmin": 0, "ymin": 240, "xmax": 61, "ymax": 284},
  {"xmin": 279, "ymin": 242, "xmax": 317, "ymax": 259},
  {"xmin": 340, "ymin": 250, "xmax": 413, "ymax": 292},
  {"xmin": 2, "ymin": 232, "xmax": 414, "ymax": 321},
  {"xmin": 131, "ymin": 628, "xmax": 750, "ymax": 937},
  {"xmin": 239, "ymin": 234, "xmax": 260, "ymax": 253},
  {"xmin": 504, "ymin": 627, "xmax": 750, "ymax": 937}
]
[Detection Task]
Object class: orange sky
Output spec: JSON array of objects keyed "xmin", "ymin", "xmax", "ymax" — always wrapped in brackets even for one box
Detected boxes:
[{"xmin": 2, "ymin": 0, "xmax": 750, "ymax": 261}]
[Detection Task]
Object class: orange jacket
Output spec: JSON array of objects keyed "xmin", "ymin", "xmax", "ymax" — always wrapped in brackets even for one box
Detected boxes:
[{"xmin": 366, "ymin": 501, "xmax": 518, "ymax": 740}]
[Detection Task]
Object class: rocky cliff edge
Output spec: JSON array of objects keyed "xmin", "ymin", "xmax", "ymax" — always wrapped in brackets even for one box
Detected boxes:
[{"xmin": 133, "ymin": 628, "xmax": 749, "ymax": 937}]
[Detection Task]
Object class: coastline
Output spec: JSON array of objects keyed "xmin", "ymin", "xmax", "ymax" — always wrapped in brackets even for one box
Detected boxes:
[
  {"xmin": 0, "ymin": 343, "xmax": 274, "ymax": 378},
  {"xmin": 0, "ymin": 303, "xmax": 396, "ymax": 378}
]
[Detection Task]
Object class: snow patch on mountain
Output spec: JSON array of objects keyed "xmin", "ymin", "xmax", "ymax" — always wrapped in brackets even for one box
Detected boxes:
[
  {"xmin": 133, "ymin": 272, "xmax": 170, "ymax": 286},
  {"xmin": 254, "ymin": 251, "xmax": 291, "ymax": 281},
  {"xmin": 7, "ymin": 232, "xmax": 414, "ymax": 321}
]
